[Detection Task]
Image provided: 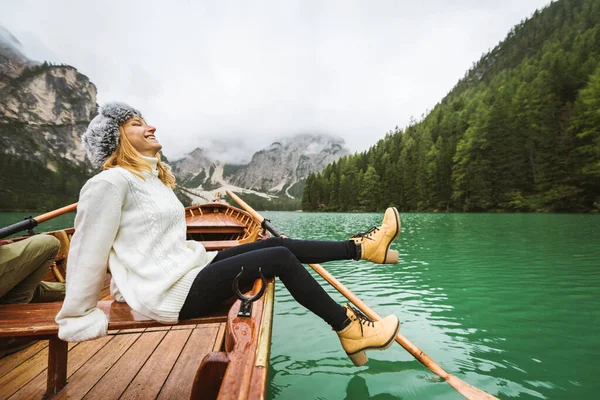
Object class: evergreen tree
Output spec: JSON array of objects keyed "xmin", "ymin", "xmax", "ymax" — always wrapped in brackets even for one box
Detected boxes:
[
  {"xmin": 570, "ymin": 63, "xmax": 600, "ymax": 209},
  {"xmin": 302, "ymin": 0, "xmax": 600, "ymax": 213},
  {"xmin": 301, "ymin": 174, "xmax": 314, "ymax": 210},
  {"xmin": 359, "ymin": 166, "xmax": 381, "ymax": 211}
]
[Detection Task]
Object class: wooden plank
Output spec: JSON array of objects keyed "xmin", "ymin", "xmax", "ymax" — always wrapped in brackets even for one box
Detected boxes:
[
  {"xmin": 120, "ymin": 329, "xmax": 191, "ymax": 400},
  {"xmin": 186, "ymin": 213, "xmax": 246, "ymax": 228},
  {"xmin": 0, "ymin": 301, "xmax": 229, "ymax": 337},
  {"xmin": 188, "ymin": 227, "xmax": 245, "ymax": 235},
  {"xmin": 212, "ymin": 323, "xmax": 226, "ymax": 352},
  {"xmin": 145, "ymin": 326, "xmax": 172, "ymax": 332},
  {"xmin": 199, "ymin": 240, "xmax": 240, "ymax": 251},
  {"xmin": 249, "ymin": 281, "xmax": 275, "ymax": 399},
  {"xmin": 52, "ymin": 333, "xmax": 141, "ymax": 400},
  {"xmin": 99, "ymin": 273, "xmax": 112, "ymax": 300},
  {"xmin": 83, "ymin": 331, "xmax": 166, "ymax": 400},
  {"xmin": 157, "ymin": 326, "xmax": 220, "ymax": 400},
  {"xmin": 215, "ymin": 214, "xmax": 235, "ymax": 227},
  {"xmin": 0, "ymin": 340, "xmax": 47, "ymax": 379},
  {"xmin": 171, "ymin": 324, "xmax": 197, "ymax": 330},
  {"xmin": 63, "ymin": 338, "xmax": 112, "ymax": 377},
  {"xmin": 0, "ymin": 345, "xmax": 50, "ymax": 400},
  {"xmin": 109, "ymin": 327, "xmax": 147, "ymax": 334},
  {"xmin": 0, "ymin": 301, "xmax": 62, "ymax": 336},
  {"xmin": 8, "ymin": 335, "xmax": 113, "ymax": 400},
  {"xmin": 98, "ymin": 284, "xmax": 112, "ymax": 300}
]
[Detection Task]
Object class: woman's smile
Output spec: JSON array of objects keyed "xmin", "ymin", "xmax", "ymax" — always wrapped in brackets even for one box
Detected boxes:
[{"xmin": 123, "ymin": 117, "xmax": 162, "ymax": 156}]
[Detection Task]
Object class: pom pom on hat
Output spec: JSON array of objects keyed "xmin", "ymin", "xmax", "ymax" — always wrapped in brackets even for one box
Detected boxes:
[{"xmin": 82, "ymin": 102, "xmax": 143, "ymax": 166}]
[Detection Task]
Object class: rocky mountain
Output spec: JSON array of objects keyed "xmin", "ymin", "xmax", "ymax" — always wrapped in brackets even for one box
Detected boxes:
[
  {"xmin": 230, "ymin": 134, "xmax": 349, "ymax": 196},
  {"xmin": 172, "ymin": 148, "xmax": 220, "ymax": 189},
  {"xmin": 0, "ymin": 25, "xmax": 348, "ymax": 211},
  {"xmin": 0, "ymin": 26, "xmax": 96, "ymax": 211},
  {"xmin": 171, "ymin": 134, "xmax": 349, "ymax": 205},
  {"xmin": 0, "ymin": 26, "xmax": 35, "ymax": 90}
]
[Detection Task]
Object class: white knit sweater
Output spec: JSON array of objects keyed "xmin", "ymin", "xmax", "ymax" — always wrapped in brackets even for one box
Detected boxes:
[{"xmin": 55, "ymin": 157, "xmax": 217, "ymax": 342}]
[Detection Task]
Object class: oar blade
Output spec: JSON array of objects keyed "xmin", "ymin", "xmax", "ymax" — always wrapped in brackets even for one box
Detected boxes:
[{"xmin": 446, "ymin": 375, "xmax": 499, "ymax": 400}]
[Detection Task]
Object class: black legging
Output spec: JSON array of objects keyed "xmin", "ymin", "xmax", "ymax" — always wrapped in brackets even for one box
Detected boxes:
[{"xmin": 178, "ymin": 237, "xmax": 357, "ymax": 330}]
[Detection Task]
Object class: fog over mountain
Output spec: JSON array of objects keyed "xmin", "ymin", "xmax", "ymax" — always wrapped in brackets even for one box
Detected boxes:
[{"xmin": 1, "ymin": 0, "xmax": 552, "ymax": 160}]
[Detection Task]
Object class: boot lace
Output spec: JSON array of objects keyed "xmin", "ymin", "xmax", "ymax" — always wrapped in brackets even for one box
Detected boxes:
[
  {"xmin": 348, "ymin": 305, "xmax": 375, "ymax": 336},
  {"xmin": 350, "ymin": 226, "xmax": 379, "ymax": 241}
]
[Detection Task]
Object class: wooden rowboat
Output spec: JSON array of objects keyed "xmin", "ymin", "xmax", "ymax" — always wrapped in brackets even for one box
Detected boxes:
[{"xmin": 0, "ymin": 202, "xmax": 275, "ymax": 400}]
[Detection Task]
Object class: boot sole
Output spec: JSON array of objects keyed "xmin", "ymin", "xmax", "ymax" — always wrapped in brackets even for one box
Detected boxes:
[
  {"xmin": 346, "ymin": 318, "xmax": 401, "ymax": 366},
  {"xmin": 383, "ymin": 208, "xmax": 401, "ymax": 264}
]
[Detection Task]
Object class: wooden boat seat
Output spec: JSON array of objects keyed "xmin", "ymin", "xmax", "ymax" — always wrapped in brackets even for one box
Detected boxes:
[
  {"xmin": 187, "ymin": 213, "xmax": 247, "ymax": 234},
  {"xmin": 200, "ymin": 240, "xmax": 240, "ymax": 251},
  {"xmin": 0, "ymin": 300, "xmax": 230, "ymax": 396}
]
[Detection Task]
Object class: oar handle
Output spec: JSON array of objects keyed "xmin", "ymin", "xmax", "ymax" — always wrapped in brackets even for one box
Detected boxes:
[
  {"xmin": 0, "ymin": 218, "xmax": 38, "ymax": 240},
  {"xmin": 35, "ymin": 203, "xmax": 78, "ymax": 223},
  {"xmin": 226, "ymin": 192, "xmax": 283, "ymax": 238},
  {"xmin": 225, "ymin": 190, "xmax": 499, "ymax": 400},
  {"xmin": 226, "ymin": 191, "xmax": 265, "ymax": 223},
  {"xmin": 261, "ymin": 219, "xmax": 282, "ymax": 237},
  {"xmin": 0, "ymin": 203, "xmax": 78, "ymax": 240}
]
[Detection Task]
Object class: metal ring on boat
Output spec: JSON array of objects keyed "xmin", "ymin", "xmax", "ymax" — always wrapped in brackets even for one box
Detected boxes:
[{"xmin": 232, "ymin": 267, "xmax": 267, "ymax": 317}]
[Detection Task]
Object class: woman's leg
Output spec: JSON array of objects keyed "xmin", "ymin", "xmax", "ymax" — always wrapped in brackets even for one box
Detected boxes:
[
  {"xmin": 211, "ymin": 237, "xmax": 357, "ymax": 265},
  {"xmin": 179, "ymin": 246, "xmax": 348, "ymax": 330}
]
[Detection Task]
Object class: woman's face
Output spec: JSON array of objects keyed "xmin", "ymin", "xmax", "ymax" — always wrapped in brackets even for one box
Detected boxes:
[{"xmin": 122, "ymin": 117, "xmax": 162, "ymax": 157}]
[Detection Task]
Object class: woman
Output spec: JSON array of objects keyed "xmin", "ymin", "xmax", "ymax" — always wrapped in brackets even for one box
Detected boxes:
[{"xmin": 56, "ymin": 102, "xmax": 401, "ymax": 366}]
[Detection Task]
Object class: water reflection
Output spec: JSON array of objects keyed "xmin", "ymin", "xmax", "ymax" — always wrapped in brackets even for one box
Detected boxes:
[{"xmin": 344, "ymin": 376, "xmax": 402, "ymax": 400}]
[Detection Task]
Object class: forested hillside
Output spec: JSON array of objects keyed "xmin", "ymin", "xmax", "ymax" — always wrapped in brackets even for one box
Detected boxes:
[{"xmin": 303, "ymin": 0, "xmax": 600, "ymax": 212}]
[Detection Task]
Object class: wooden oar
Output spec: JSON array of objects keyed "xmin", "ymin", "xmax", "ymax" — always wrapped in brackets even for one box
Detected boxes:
[
  {"xmin": 0, "ymin": 203, "xmax": 77, "ymax": 239},
  {"xmin": 226, "ymin": 190, "xmax": 498, "ymax": 400}
]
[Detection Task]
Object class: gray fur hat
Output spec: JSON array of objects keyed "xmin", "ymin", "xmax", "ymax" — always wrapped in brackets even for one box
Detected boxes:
[{"xmin": 82, "ymin": 102, "xmax": 143, "ymax": 166}]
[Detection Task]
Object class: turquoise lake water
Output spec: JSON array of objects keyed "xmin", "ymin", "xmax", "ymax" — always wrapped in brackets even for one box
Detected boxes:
[{"xmin": 1, "ymin": 211, "xmax": 598, "ymax": 399}]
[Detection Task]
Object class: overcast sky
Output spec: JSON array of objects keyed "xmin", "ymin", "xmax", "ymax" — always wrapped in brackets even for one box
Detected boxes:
[{"xmin": 1, "ymin": 0, "xmax": 551, "ymax": 163}]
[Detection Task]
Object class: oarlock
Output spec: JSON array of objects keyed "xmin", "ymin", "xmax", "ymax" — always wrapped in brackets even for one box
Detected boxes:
[{"xmin": 232, "ymin": 267, "xmax": 267, "ymax": 317}]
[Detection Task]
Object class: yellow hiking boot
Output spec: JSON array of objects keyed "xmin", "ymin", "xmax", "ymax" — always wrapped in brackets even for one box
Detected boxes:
[
  {"xmin": 350, "ymin": 207, "xmax": 401, "ymax": 264},
  {"xmin": 336, "ymin": 304, "xmax": 400, "ymax": 366}
]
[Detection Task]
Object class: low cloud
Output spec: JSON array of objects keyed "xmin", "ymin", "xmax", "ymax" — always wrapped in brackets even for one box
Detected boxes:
[{"xmin": 1, "ymin": 0, "xmax": 551, "ymax": 159}]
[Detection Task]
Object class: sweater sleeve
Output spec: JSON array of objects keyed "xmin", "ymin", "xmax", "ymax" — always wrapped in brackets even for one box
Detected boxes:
[{"xmin": 55, "ymin": 179, "xmax": 123, "ymax": 342}]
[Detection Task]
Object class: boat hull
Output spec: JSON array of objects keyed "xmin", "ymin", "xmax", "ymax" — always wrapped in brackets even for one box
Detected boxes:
[{"xmin": 0, "ymin": 202, "xmax": 274, "ymax": 400}]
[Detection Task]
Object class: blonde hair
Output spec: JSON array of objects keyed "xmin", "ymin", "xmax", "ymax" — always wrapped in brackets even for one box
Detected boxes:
[{"xmin": 103, "ymin": 125, "xmax": 176, "ymax": 188}]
